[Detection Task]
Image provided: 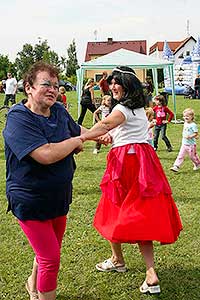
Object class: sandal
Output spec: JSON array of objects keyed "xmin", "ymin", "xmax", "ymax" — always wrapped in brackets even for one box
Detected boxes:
[
  {"xmin": 139, "ymin": 280, "xmax": 161, "ymax": 294},
  {"xmin": 96, "ymin": 258, "xmax": 127, "ymax": 272},
  {"xmin": 25, "ymin": 281, "xmax": 39, "ymax": 300}
]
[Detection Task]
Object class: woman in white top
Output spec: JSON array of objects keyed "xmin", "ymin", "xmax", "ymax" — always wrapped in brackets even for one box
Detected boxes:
[{"xmin": 79, "ymin": 66, "xmax": 182, "ymax": 294}]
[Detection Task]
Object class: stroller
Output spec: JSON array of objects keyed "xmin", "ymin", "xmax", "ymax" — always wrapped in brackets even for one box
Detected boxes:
[{"xmin": 183, "ymin": 85, "xmax": 195, "ymax": 99}]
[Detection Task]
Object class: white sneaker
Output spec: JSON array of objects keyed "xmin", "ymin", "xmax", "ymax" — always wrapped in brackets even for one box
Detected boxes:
[
  {"xmin": 193, "ymin": 164, "xmax": 200, "ymax": 171},
  {"xmin": 93, "ymin": 149, "xmax": 99, "ymax": 154},
  {"xmin": 170, "ymin": 165, "xmax": 179, "ymax": 172}
]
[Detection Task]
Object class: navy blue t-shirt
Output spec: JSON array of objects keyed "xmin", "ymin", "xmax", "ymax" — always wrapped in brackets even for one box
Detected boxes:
[{"xmin": 3, "ymin": 101, "xmax": 81, "ymax": 221}]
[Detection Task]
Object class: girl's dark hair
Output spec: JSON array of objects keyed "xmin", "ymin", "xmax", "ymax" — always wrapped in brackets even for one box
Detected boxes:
[
  {"xmin": 154, "ymin": 95, "xmax": 166, "ymax": 106},
  {"xmin": 107, "ymin": 66, "xmax": 145, "ymax": 111},
  {"xmin": 23, "ymin": 61, "xmax": 59, "ymax": 96}
]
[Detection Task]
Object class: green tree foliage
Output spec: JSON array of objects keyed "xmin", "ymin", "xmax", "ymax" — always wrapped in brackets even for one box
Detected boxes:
[
  {"xmin": 34, "ymin": 38, "xmax": 50, "ymax": 61},
  {"xmin": 15, "ymin": 38, "xmax": 61, "ymax": 78},
  {"xmin": 0, "ymin": 54, "xmax": 13, "ymax": 79},
  {"xmin": 15, "ymin": 44, "xmax": 35, "ymax": 78},
  {"xmin": 2, "ymin": 38, "xmax": 79, "ymax": 80},
  {"xmin": 43, "ymin": 50, "xmax": 60, "ymax": 68},
  {"xmin": 66, "ymin": 39, "xmax": 79, "ymax": 77}
]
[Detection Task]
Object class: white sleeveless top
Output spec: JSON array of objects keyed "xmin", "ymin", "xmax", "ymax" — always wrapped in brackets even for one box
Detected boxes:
[{"xmin": 109, "ymin": 104, "xmax": 148, "ymax": 148}]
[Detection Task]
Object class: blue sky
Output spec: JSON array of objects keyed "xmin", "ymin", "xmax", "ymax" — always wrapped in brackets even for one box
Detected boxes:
[{"xmin": 0, "ymin": 0, "xmax": 199, "ymax": 64}]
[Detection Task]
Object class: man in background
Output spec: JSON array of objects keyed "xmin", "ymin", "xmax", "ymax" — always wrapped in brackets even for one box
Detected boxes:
[
  {"xmin": 4, "ymin": 73, "xmax": 18, "ymax": 106},
  {"xmin": 99, "ymin": 71, "xmax": 110, "ymax": 96},
  {"xmin": 194, "ymin": 74, "xmax": 200, "ymax": 99}
]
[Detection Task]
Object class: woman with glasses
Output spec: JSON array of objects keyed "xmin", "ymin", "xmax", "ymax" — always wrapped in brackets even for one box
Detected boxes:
[
  {"xmin": 79, "ymin": 66, "xmax": 182, "ymax": 295},
  {"xmin": 3, "ymin": 62, "xmax": 88, "ymax": 300}
]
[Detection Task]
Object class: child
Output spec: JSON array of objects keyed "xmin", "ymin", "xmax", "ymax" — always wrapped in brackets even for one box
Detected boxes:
[
  {"xmin": 170, "ymin": 108, "xmax": 200, "ymax": 172},
  {"xmin": 145, "ymin": 107, "xmax": 156, "ymax": 147},
  {"xmin": 93, "ymin": 95, "xmax": 112, "ymax": 154},
  {"xmin": 153, "ymin": 95, "xmax": 174, "ymax": 151},
  {"xmin": 59, "ymin": 86, "xmax": 67, "ymax": 109}
]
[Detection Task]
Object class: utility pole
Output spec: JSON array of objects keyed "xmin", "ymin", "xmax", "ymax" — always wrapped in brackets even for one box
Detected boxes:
[{"xmin": 186, "ymin": 19, "xmax": 190, "ymax": 37}]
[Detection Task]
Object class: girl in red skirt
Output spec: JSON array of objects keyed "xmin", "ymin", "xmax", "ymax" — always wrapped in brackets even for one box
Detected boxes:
[{"xmin": 79, "ymin": 66, "xmax": 182, "ymax": 294}]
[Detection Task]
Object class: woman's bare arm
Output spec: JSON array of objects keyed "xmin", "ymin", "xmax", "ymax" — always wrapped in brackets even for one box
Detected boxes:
[
  {"xmin": 79, "ymin": 110, "xmax": 125, "ymax": 141},
  {"xmin": 30, "ymin": 137, "xmax": 83, "ymax": 165}
]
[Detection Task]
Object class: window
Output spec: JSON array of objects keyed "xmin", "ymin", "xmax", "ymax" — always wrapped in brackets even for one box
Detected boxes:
[{"xmin": 95, "ymin": 73, "xmax": 103, "ymax": 82}]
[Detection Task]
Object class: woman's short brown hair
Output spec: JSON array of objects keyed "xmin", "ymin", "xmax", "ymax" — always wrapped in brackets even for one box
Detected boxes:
[{"xmin": 23, "ymin": 61, "xmax": 59, "ymax": 96}]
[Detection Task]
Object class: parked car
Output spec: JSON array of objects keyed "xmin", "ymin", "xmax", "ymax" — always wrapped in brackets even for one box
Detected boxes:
[
  {"xmin": 17, "ymin": 79, "xmax": 24, "ymax": 92},
  {"xmin": 59, "ymin": 80, "xmax": 76, "ymax": 91}
]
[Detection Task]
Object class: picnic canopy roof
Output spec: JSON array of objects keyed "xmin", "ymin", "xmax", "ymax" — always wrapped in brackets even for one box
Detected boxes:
[
  {"xmin": 80, "ymin": 48, "xmax": 174, "ymax": 69},
  {"xmin": 76, "ymin": 48, "xmax": 176, "ymax": 118}
]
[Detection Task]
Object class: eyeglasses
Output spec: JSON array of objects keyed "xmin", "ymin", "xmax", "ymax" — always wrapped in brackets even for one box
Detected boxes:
[{"xmin": 38, "ymin": 80, "xmax": 59, "ymax": 91}]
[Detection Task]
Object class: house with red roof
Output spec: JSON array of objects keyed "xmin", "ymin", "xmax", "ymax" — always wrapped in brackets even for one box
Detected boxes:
[
  {"xmin": 149, "ymin": 36, "xmax": 196, "ymax": 65},
  {"xmin": 84, "ymin": 38, "xmax": 147, "ymax": 81}
]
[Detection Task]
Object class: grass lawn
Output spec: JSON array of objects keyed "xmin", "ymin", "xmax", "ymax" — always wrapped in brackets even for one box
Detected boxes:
[{"xmin": 0, "ymin": 91, "xmax": 200, "ymax": 300}]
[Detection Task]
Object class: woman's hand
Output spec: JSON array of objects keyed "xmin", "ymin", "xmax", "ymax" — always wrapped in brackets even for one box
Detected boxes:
[{"xmin": 74, "ymin": 143, "xmax": 84, "ymax": 154}]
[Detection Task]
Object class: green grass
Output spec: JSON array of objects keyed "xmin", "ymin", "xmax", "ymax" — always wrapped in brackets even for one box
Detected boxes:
[{"xmin": 0, "ymin": 91, "xmax": 200, "ymax": 300}]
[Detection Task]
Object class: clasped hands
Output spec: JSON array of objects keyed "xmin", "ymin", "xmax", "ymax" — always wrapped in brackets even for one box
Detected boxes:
[{"xmin": 74, "ymin": 133, "xmax": 112, "ymax": 154}]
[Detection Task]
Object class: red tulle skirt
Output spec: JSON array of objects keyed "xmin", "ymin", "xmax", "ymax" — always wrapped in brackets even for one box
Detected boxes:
[{"xmin": 93, "ymin": 143, "xmax": 182, "ymax": 244}]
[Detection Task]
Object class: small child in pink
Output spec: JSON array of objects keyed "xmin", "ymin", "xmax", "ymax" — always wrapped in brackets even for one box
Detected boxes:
[
  {"xmin": 170, "ymin": 108, "xmax": 200, "ymax": 172},
  {"xmin": 145, "ymin": 107, "xmax": 156, "ymax": 147},
  {"xmin": 93, "ymin": 95, "xmax": 112, "ymax": 154}
]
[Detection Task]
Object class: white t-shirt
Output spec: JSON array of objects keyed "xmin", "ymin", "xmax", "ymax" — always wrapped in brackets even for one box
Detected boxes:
[
  {"xmin": 5, "ymin": 77, "xmax": 17, "ymax": 94},
  {"xmin": 109, "ymin": 104, "xmax": 148, "ymax": 148},
  {"xmin": 182, "ymin": 122, "xmax": 198, "ymax": 146},
  {"xmin": 98, "ymin": 105, "xmax": 110, "ymax": 119}
]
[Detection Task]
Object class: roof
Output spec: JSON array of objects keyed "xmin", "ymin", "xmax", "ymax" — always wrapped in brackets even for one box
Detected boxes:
[
  {"xmin": 85, "ymin": 38, "xmax": 147, "ymax": 61},
  {"xmin": 81, "ymin": 48, "xmax": 173, "ymax": 70},
  {"xmin": 149, "ymin": 36, "xmax": 196, "ymax": 55}
]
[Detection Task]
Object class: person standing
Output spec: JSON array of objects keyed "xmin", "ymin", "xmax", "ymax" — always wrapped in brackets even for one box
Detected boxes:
[
  {"xmin": 144, "ymin": 76, "xmax": 154, "ymax": 107},
  {"xmin": 79, "ymin": 66, "xmax": 182, "ymax": 294},
  {"xmin": 153, "ymin": 95, "xmax": 174, "ymax": 152},
  {"xmin": 4, "ymin": 72, "xmax": 18, "ymax": 106},
  {"xmin": 77, "ymin": 78, "xmax": 96, "ymax": 125},
  {"xmin": 58, "ymin": 86, "xmax": 67, "ymax": 108},
  {"xmin": 170, "ymin": 108, "xmax": 200, "ymax": 172},
  {"xmin": 93, "ymin": 95, "xmax": 112, "ymax": 154},
  {"xmin": 99, "ymin": 71, "xmax": 110, "ymax": 96},
  {"xmin": 145, "ymin": 107, "xmax": 156, "ymax": 147},
  {"xmin": 194, "ymin": 74, "xmax": 200, "ymax": 99},
  {"xmin": 3, "ymin": 62, "xmax": 86, "ymax": 300}
]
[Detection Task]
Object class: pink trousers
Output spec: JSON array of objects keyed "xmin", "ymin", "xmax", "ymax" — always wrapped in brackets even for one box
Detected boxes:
[
  {"xmin": 18, "ymin": 215, "xmax": 66, "ymax": 293},
  {"xmin": 174, "ymin": 144, "xmax": 200, "ymax": 167}
]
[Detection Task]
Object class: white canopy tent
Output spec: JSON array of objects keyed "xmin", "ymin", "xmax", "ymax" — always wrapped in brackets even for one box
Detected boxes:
[{"xmin": 76, "ymin": 48, "xmax": 176, "ymax": 119}]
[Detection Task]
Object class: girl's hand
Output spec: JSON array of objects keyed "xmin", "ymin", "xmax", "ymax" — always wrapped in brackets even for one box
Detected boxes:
[
  {"xmin": 99, "ymin": 133, "xmax": 112, "ymax": 145},
  {"xmin": 162, "ymin": 120, "xmax": 168, "ymax": 124}
]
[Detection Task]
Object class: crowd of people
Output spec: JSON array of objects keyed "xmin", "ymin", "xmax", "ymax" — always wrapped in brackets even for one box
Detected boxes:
[{"xmin": 3, "ymin": 62, "xmax": 200, "ymax": 300}]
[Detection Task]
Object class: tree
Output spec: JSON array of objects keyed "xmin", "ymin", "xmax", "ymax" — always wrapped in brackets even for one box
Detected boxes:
[
  {"xmin": 34, "ymin": 38, "xmax": 50, "ymax": 62},
  {"xmin": 43, "ymin": 50, "xmax": 61, "ymax": 70},
  {"xmin": 15, "ymin": 39, "xmax": 62, "ymax": 78},
  {"xmin": 0, "ymin": 54, "xmax": 12, "ymax": 79},
  {"xmin": 60, "ymin": 56, "xmax": 67, "ymax": 75},
  {"xmin": 15, "ymin": 43, "xmax": 35, "ymax": 78},
  {"xmin": 66, "ymin": 39, "xmax": 79, "ymax": 77}
]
